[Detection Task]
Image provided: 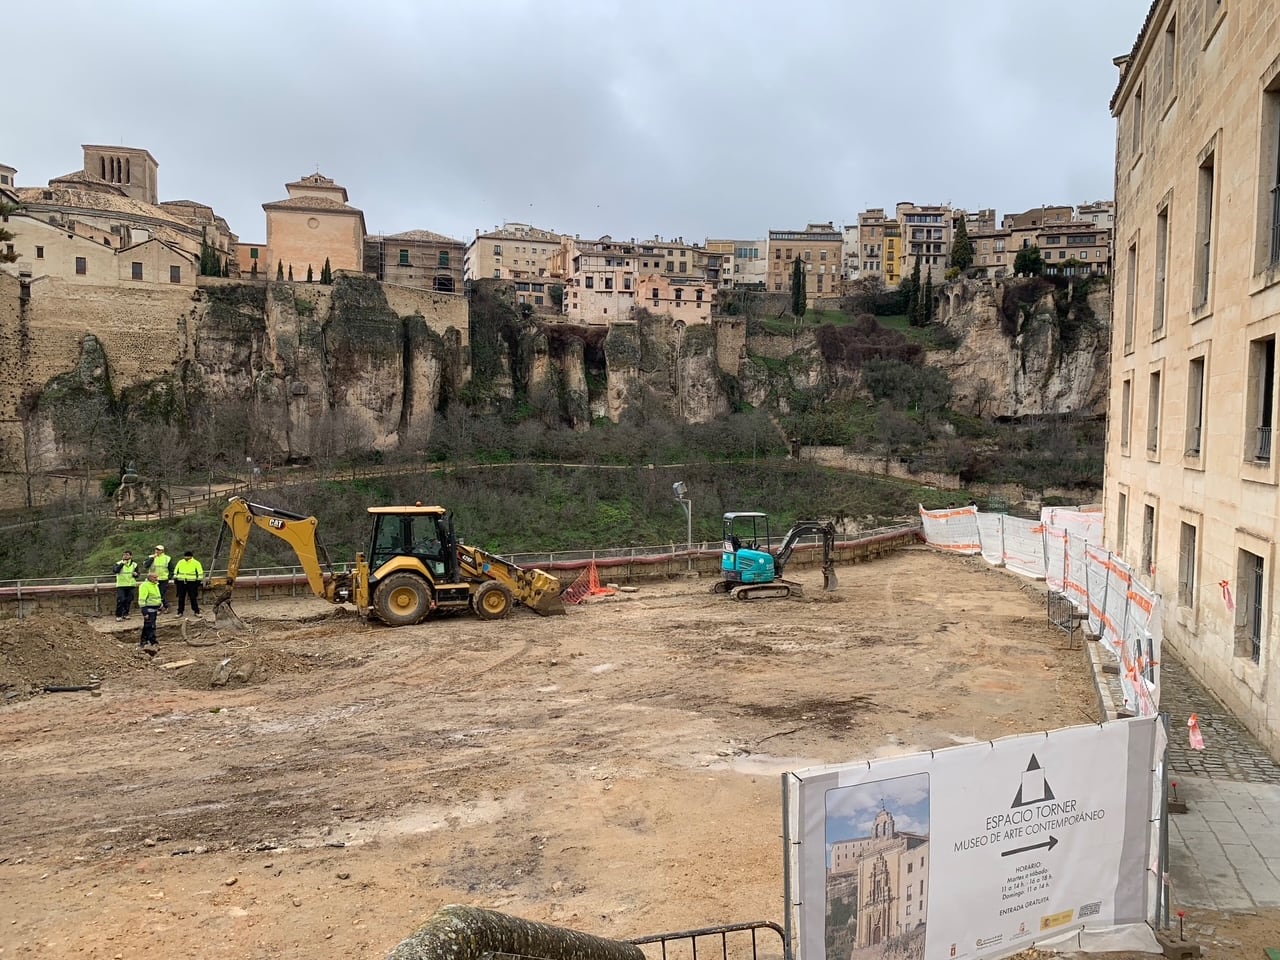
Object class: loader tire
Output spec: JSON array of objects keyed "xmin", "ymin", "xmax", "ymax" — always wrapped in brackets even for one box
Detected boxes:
[
  {"xmin": 374, "ymin": 572, "xmax": 433, "ymax": 626},
  {"xmin": 473, "ymin": 581, "xmax": 513, "ymax": 620}
]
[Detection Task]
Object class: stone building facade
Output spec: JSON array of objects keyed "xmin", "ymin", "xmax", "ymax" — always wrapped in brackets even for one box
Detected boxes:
[
  {"xmin": 262, "ymin": 173, "xmax": 365, "ymax": 278},
  {"xmin": 1106, "ymin": 0, "xmax": 1280, "ymax": 757},
  {"xmin": 3, "ymin": 145, "xmax": 229, "ymax": 286},
  {"xmin": 766, "ymin": 223, "xmax": 843, "ymax": 303},
  {"xmin": 464, "ymin": 222, "xmax": 562, "ymax": 282},
  {"xmin": 365, "ymin": 230, "xmax": 466, "ymax": 293}
]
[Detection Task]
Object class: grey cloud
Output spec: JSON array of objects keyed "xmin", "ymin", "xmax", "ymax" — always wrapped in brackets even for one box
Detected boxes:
[{"xmin": 12, "ymin": 0, "xmax": 1150, "ymax": 244}]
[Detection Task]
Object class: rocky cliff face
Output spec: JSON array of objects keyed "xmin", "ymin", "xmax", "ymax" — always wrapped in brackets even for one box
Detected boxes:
[
  {"xmin": 932, "ymin": 277, "xmax": 1111, "ymax": 418},
  {"xmin": 6, "ymin": 277, "xmax": 468, "ymax": 477}
]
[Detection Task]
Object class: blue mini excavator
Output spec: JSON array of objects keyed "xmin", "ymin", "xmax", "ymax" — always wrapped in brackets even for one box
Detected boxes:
[{"xmin": 711, "ymin": 512, "xmax": 839, "ymax": 601}]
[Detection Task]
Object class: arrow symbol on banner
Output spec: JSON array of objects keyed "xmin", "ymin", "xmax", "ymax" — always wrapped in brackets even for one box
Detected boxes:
[{"xmin": 1001, "ymin": 836, "xmax": 1059, "ymax": 857}]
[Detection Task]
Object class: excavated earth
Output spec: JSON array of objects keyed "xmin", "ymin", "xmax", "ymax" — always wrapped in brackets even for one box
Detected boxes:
[{"xmin": 0, "ymin": 549, "xmax": 1106, "ymax": 959}]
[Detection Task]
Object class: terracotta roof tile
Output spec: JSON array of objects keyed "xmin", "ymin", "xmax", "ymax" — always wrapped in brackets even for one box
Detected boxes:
[
  {"xmin": 262, "ymin": 195, "xmax": 361, "ymax": 213},
  {"xmin": 379, "ymin": 229, "xmax": 462, "ymax": 244}
]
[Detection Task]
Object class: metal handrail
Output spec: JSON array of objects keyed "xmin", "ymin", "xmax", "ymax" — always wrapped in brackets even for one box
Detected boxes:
[{"xmin": 0, "ymin": 524, "xmax": 923, "ymax": 594}]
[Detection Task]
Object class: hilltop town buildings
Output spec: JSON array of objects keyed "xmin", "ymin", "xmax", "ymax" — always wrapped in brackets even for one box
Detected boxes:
[
  {"xmin": 1, "ymin": 143, "xmax": 1114, "ymax": 326},
  {"xmin": 365, "ymin": 230, "xmax": 465, "ymax": 292},
  {"xmin": 261, "ymin": 173, "xmax": 366, "ymax": 280},
  {"xmin": 1106, "ymin": 0, "xmax": 1280, "ymax": 756},
  {"xmin": 464, "ymin": 223, "xmax": 562, "ymax": 282},
  {"xmin": 767, "ymin": 223, "xmax": 843, "ymax": 304}
]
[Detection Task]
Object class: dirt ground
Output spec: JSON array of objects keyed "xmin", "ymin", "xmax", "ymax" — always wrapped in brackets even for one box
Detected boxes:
[{"xmin": 0, "ymin": 548, "xmax": 1247, "ymax": 960}]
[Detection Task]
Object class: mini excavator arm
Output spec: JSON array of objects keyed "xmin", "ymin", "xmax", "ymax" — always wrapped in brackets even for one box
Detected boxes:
[{"xmin": 773, "ymin": 520, "xmax": 839, "ymax": 591}]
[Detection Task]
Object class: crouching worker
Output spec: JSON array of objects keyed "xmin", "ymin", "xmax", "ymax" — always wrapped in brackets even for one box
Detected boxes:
[{"xmin": 137, "ymin": 571, "xmax": 163, "ymax": 655}]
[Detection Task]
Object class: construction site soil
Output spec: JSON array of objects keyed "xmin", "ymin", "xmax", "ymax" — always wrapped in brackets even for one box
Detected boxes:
[{"xmin": 2, "ymin": 550, "xmax": 1123, "ymax": 959}]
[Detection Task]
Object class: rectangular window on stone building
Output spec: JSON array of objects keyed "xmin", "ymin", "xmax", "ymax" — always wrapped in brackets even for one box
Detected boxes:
[
  {"xmin": 170, "ymin": 265, "xmax": 181, "ymax": 283},
  {"xmin": 35, "ymin": 246, "xmax": 43, "ymax": 259},
  {"xmin": 584, "ymin": 276, "xmax": 594, "ymax": 289},
  {"xmin": 1121, "ymin": 377, "xmax": 1133, "ymax": 451},
  {"xmin": 1194, "ymin": 145, "xmax": 1216, "ymax": 309},
  {"xmin": 75, "ymin": 256, "xmax": 86, "ymax": 275},
  {"xmin": 1116, "ymin": 492, "xmax": 1128, "ymax": 554},
  {"xmin": 1178, "ymin": 522, "xmax": 1198, "ymax": 608},
  {"xmin": 1131, "ymin": 85, "xmax": 1144, "ymax": 156},
  {"xmin": 398, "ymin": 249, "xmax": 410, "ymax": 266},
  {"xmin": 131, "ymin": 261, "xmax": 142, "ymax": 280},
  {"xmin": 1162, "ymin": 16, "xmax": 1178, "ymax": 107},
  {"xmin": 1124, "ymin": 240, "xmax": 1137, "ymax": 352},
  {"xmin": 1141, "ymin": 503, "xmax": 1157, "ymax": 575},
  {"xmin": 1246, "ymin": 335, "xmax": 1276, "ymax": 462},
  {"xmin": 438, "ymin": 251, "xmax": 449, "ymax": 267},
  {"xmin": 1147, "ymin": 371, "xmax": 1162, "ymax": 455},
  {"xmin": 1153, "ymin": 204, "xmax": 1169, "ymax": 336},
  {"xmin": 1186, "ymin": 355, "xmax": 1206, "ymax": 457},
  {"xmin": 1235, "ymin": 548, "xmax": 1265, "ymax": 664},
  {"xmin": 1259, "ymin": 76, "xmax": 1280, "ymax": 272}
]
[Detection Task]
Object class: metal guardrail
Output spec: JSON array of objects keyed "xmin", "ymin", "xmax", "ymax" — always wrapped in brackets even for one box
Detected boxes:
[{"xmin": 0, "ymin": 524, "xmax": 922, "ymax": 605}]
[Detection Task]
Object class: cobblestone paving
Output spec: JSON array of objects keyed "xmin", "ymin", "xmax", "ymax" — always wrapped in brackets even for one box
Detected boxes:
[{"xmin": 1161, "ymin": 654, "xmax": 1280, "ymax": 784}]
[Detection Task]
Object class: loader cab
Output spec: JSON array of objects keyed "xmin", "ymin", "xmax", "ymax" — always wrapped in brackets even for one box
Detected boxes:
[
  {"xmin": 721, "ymin": 511, "xmax": 777, "ymax": 585},
  {"xmin": 367, "ymin": 506, "xmax": 459, "ymax": 580}
]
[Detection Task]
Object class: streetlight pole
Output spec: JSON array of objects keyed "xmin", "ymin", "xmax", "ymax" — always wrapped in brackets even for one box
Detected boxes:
[{"xmin": 673, "ymin": 481, "xmax": 692, "ymax": 571}]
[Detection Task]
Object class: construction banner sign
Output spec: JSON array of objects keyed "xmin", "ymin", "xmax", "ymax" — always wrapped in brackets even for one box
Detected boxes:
[{"xmin": 786, "ymin": 718, "xmax": 1160, "ymax": 960}]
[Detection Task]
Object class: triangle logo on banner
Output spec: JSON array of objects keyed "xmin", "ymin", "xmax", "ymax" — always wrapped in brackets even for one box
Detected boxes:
[{"xmin": 1011, "ymin": 754, "xmax": 1055, "ymax": 808}]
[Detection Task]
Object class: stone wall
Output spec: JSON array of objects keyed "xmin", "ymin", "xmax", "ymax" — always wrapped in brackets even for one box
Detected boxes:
[{"xmin": 381, "ymin": 283, "xmax": 470, "ymax": 348}]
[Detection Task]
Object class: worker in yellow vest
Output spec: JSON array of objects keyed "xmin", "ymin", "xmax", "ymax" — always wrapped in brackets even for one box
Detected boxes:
[
  {"xmin": 113, "ymin": 549, "xmax": 138, "ymax": 621},
  {"xmin": 146, "ymin": 544, "xmax": 173, "ymax": 612},
  {"xmin": 137, "ymin": 571, "xmax": 163, "ymax": 655},
  {"xmin": 173, "ymin": 550, "xmax": 205, "ymax": 618}
]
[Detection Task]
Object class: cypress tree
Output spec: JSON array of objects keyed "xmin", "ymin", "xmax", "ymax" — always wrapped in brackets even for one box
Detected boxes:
[
  {"xmin": 950, "ymin": 219, "xmax": 974, "ymax": 271},
  {"xmin": 251, "ymin": 260, "xmax": 258, "ymax": 278},
  {"xmin": 905, "ymin": 257, "xmax": 923, "ymax": 325},
  {"xmin": 306, "ymin": 264, "xmax": 314, "ymax": 283},
  {"xmin": 922, "ymin": 271, "xmax": 934, "ymax": 325},
  {"xmin": 288, "ymin": 264, "xmax": 294, "ymax": 282},
  {"xmin": 790, "ymin": 256, "xmax": 806, "ymax": 317},
  {"xmin": 320, "ymin": 257, "xmax": 333, "ymax": 285},
  {"xmin": 277, "ymin": 260, "xmax": 284, "ymax": 281}
]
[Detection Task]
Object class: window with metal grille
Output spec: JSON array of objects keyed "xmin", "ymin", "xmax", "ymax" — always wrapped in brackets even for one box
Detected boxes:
[
  {"xmin": 1235, "ymin": 549, "xmax": 1265, "ymax": 665},
  {"xmin": 1246, "ymin": 336, "xmax": 1275, "ymax": 462}
]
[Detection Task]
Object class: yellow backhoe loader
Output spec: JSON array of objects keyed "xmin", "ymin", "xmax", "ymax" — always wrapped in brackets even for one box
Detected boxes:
[{"xmin": 209, "ymin": 496, "xmax": 565, "ymax": 626}]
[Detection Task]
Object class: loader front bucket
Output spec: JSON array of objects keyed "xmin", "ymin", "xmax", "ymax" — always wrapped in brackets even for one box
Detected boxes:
[
  {"xmin": 529, "ymin": 592, "xmax": 568, "ymax": 616},
  {"xmin": 526, "ymin": 568, "xmax": 568, "ymax": 616}
]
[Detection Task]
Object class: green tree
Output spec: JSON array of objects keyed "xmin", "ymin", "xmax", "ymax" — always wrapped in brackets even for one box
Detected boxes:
[
  {"xmin": 198, "ymin": 229, "xmax": 221, "ymax": 276},
  {"xmin": 250, "ymin": 260, "xmax": 258, "ymax": 279},
  {"xmin": 790, "ymin": 256, "xmax": 806, "ymax": 317},
  {"xmin": 905, "ymin": 257, "xmax": 923, "ymax": 325},
  {"xmin": 950, "ymin": 219, "xmax": 973, "ymax": 271},
  {"xmin": 277, "ymin": 260, "xmax": 284, "ymax": 281},
  {"xmin": 922, "ymin": 271, "xmax": 934, "ymax": 325},
  {"xmin": 0, "ymin": 200, "xmax": 21, "ymax": 263},
  {"xmin": 306, "ymin": 263, "xmax": 314, "ymax": 283},
  {"xmin": 221, "ymin": 257, "xmax": 229, "ymax": 278},
  {"xmin": 288, "ymin": 264, "xmax": 294, "ymax": 282},
  {"xmin": 320, "ymin": 257, "xmax": 333, "ymax": 284},
  {"xmin": 1014, "ymin": 245, "xmax": 1044, "ymax": 276}
]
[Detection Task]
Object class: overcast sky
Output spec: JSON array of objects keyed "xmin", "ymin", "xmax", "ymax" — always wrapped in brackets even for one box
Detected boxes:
[{"xmin": 11, "ymin": 0, "xmax": 1151, "ymax": 245}]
